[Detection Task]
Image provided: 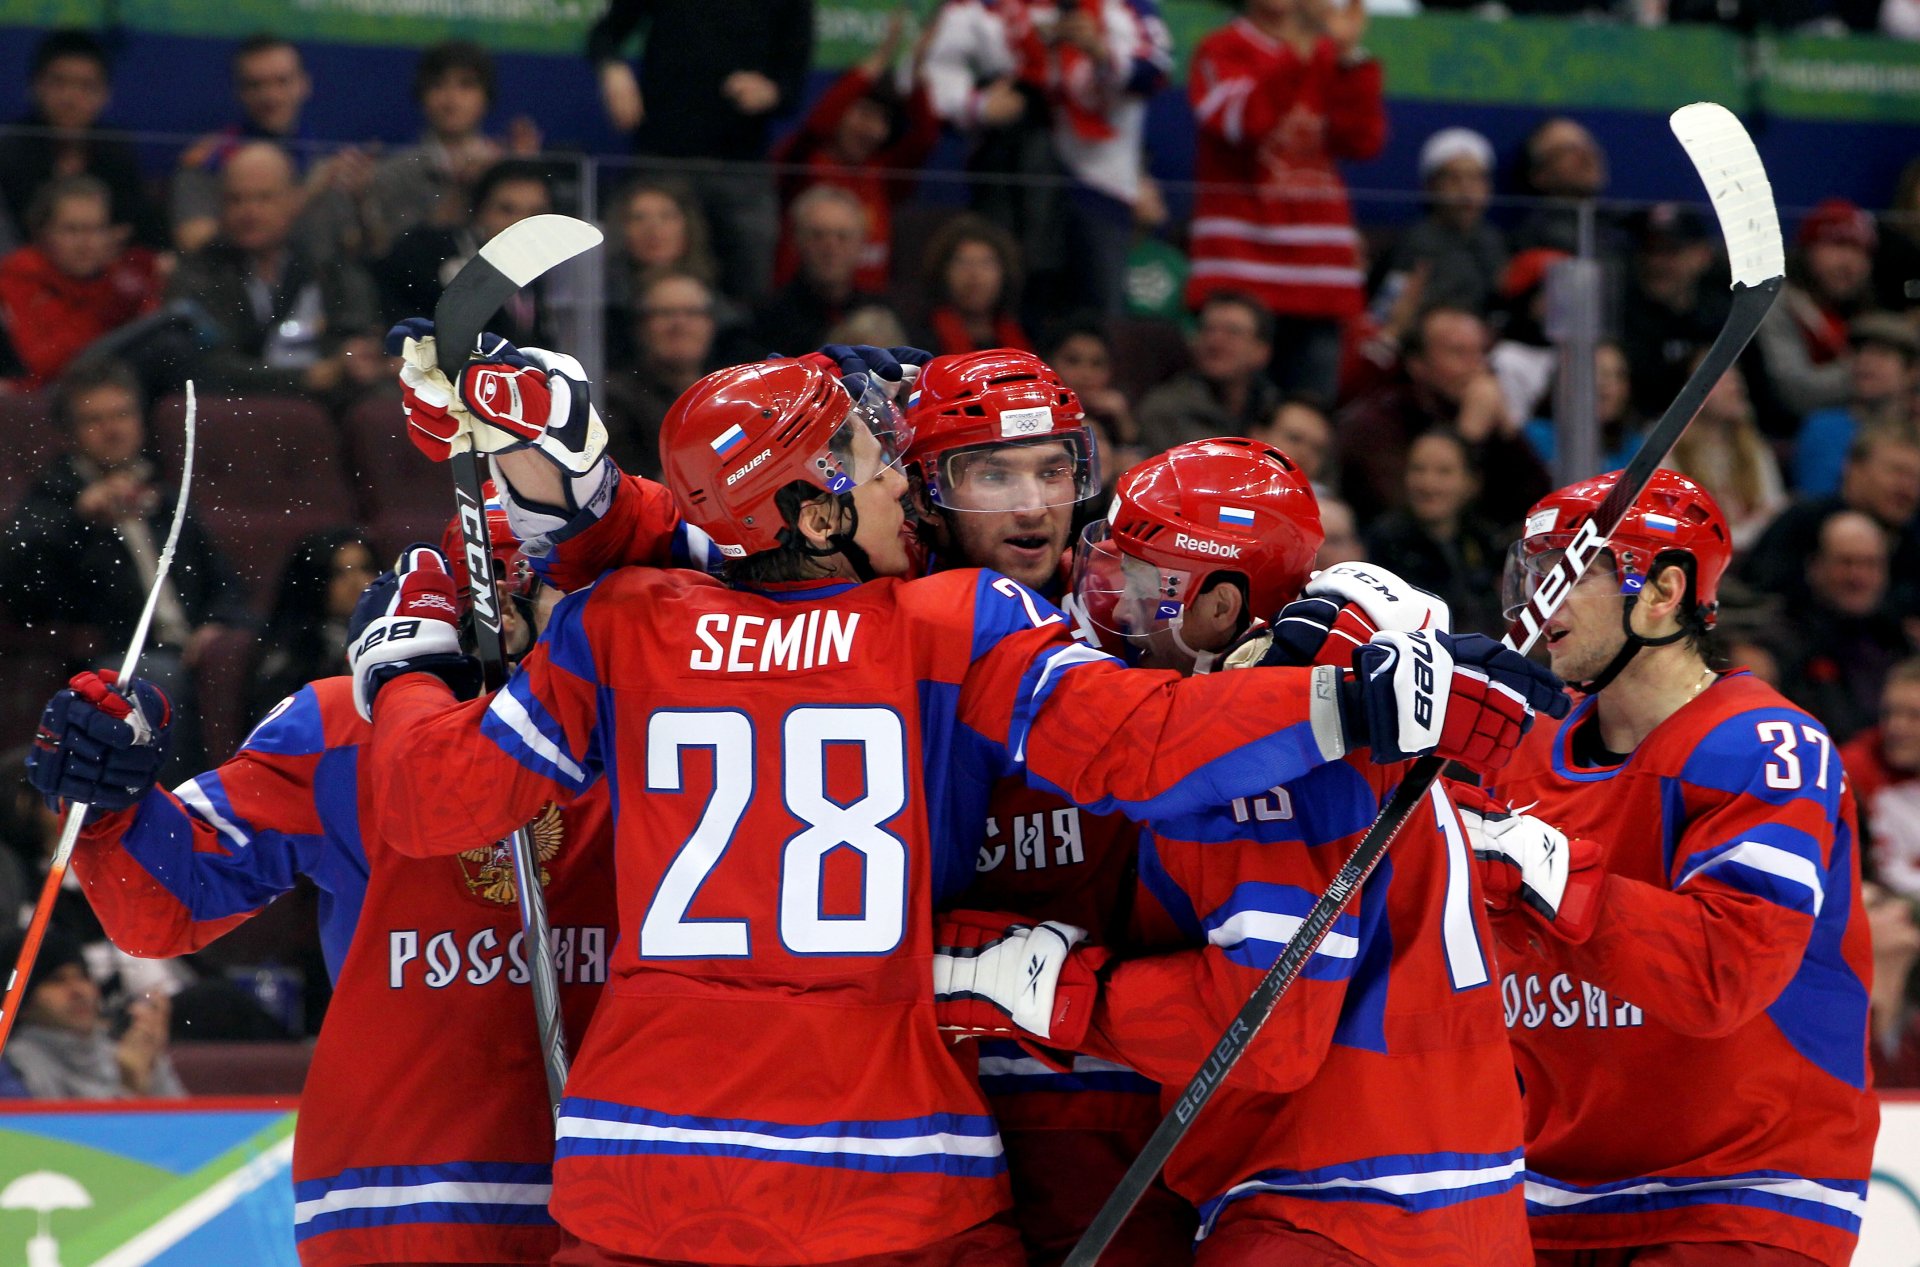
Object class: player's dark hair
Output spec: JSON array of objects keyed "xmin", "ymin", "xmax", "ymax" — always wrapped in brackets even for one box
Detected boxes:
[
  {"xmin": 25, "ymin": 173, "xmax": 111, "ymax": 238},
  {"xmin": 469, "ymin": 158, "xmax": 551, "ymax": 219},
  {"xmin": 31, "ymin": 29, "xmax": 108, "ymax": 81},
  {"xmin": 52, "ymin": 356, "xmax": 143, "ymax": 433},
  {"xmin": 1647, "ymin": 549, "xmax": 1715, "ymax": 659},
  {"xmin": 723, "ymin": 481, "xmax": 856, "ymax": 586},
  {"xmin": 232, "ymin": 32, "xmax": 299, "ymax": 77},
  {"xmin": 414, "ymin": 40, "xmax": 496, "ymax": 107},
  {"xmin": 1405, "ymin": 305, "xmax": 1483, "ymax": 362}
]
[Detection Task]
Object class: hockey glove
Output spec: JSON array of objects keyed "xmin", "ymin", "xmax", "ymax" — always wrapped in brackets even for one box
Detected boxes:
[
  {"xmin": 347, "ymin": 545, "xmax": 484, "ymax": 721},
  {"xmin": 933, "ymin": 910, "xmax": 1108, "ymax": 1047},
  {"xmin": 796, "ymin": 343, "xmax": 932, "ymax": 402},
  {"xmin": 387, "ymin": 319, "xmax": 608, "ymax": 476},
  {"xmin": 1266, "ymin": 563, "xmax": 1452, "ymax": 670},
  {"xmin": 1341, "ymin": 630, "xmax": 1568, "ymax": 769},
  {"xmin": 1451, "ymin": 783, "xmax": 1601, "ymax": 942},
  {"xmin": 28, "ymin": 670, "xmax": 172, "ymax": 811}
]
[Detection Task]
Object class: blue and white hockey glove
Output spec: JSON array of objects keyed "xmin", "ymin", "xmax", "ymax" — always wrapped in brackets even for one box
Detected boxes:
[
  {"xmin": 28, "ymin": 670, "xmax": 171, "ymax": 811},
  {"xmin": 1267, "ymin": 562, "xmax": 1452, "ymax": 670},
  {"xmin": 347, "ymin": 545, "xmax": 484, "ymax": 721},
  {"xmin": 1340, "ymin": 630, "xmax": 1568, "ymax": 771}
]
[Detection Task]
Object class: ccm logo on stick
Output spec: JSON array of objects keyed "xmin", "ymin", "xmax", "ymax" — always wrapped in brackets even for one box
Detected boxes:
[{"xmin": 1174, "ymin": 533, "xmax": 1242, "ymax": 559}]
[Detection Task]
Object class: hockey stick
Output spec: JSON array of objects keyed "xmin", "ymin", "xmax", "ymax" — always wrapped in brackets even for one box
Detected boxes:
[
  {"xmin": 434, "ymin": 213, "xmax": 603, "ymax": 1117},
  {"xmin": 0, "ymin": 382, "xmax": 200, "ymax": 1054},
  {"xmin": 1063, "ymin": 103, "xmax": 1784, "ymax": 1267}
]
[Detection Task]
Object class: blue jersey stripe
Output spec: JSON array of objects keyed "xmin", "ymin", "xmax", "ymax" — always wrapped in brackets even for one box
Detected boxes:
[
  {"xmin": 1524, "ymin": 1168, "xmax": 1866, "ymax": 1234},
  {"xmin": 1766, "ymin": 815, "xmax": 1872, "ymax": 1090},
  {"xmin": 293, "ymin": 1159, "xmax": 552, "ymax": 1201},
  {"xmin": 295, "ymin": 1201, "xmax": 556, "ymax": 1241},
  {"xmin": 1196, "ymin": 1148, "xmax": 1525, "ymax": 1237},
  {"xmin": 482, "ymin": 674, "xmax": 592, "ymax": 792}
]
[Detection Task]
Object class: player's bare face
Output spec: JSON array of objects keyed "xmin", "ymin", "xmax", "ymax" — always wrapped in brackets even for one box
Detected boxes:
[
  {"xmin": 943, "ymin": 442, "xmax": 1079, "ymax": 590},
  {"xmin": 1543, "ymin": 560, "xmax": 1627, "ymax": 684}
]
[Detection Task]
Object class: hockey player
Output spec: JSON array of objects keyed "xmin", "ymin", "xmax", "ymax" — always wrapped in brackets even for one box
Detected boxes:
[
  {"xmin": 348, "ymin": 355, "xmax": 1563, "ymax": 1266},
  {"xmin": 902, "ymin": 350, "xmax": 1191, "ymax": 1263},
  {"xmin": 1477, "ymin": 469, "xmax": 1878, "ymax": 1266},
  {"xmin": 21, "ymin": 481, "xmax": 648, "ymax": 1267},
  {"xmin": 941, "ymin": 438, "xmax": 1542, "ymax": 1265}
]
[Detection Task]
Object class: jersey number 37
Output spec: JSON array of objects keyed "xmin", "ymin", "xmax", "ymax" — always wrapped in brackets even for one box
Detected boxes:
[{"xmin": 639, "ymin": 707, "xmax": 909, "ymax": 958}]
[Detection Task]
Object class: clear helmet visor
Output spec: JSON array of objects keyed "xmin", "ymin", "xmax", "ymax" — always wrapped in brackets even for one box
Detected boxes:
[
  {"xmin": 1502, "ymin": 538, "xmax": 1632, "ymax": 621},
  {"xmin": 1070, "ymin": 520, "xmax": 1194, "ymax": 656},
  {"xmin": 809, "ymin": 377, "xmax": 915, "ymax": 495},
  {"xmin": 929, "ymin": 431, "xmax": 1101, "ymax": 514}
]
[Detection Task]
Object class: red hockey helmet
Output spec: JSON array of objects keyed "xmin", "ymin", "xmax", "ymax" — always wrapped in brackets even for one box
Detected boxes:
[
  {"xmin": 903, "ymin": 350, "xmax": 1099, "ymax": 513},
  {"xmin": 1503, "ymin": 468, "xmax": 1732, "ymax": 627},
  {"xmin": 440, "ymin": 481, "xmax": 534, "ymax": 615},
  {"xmin": 658, "ymin": 359, "xmax": 914, "ymax": 558},
  {"xmin": 1071, "ymin": 438, "xmax": 1322, "ymax": 647}
]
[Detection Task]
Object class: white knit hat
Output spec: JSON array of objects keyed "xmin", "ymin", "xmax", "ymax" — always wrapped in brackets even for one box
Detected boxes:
[{"xmin": 1419, "ymin": 127, "xmax": 1494, "ymax": 182}]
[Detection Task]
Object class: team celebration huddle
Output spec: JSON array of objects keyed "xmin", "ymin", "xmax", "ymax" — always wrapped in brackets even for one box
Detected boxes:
[{"xmin": 15, "ymin": 144, "xmax": 1881, "ymax": 1267}]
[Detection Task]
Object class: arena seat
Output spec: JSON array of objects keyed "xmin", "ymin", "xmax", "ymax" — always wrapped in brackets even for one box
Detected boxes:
[
  {"xmin": 149, "ymin": 392, "xmax": 357, "ymax": 612},
  {"xmin": 339, "ymin": 390, "xmax": 451, "ymax": 558}
]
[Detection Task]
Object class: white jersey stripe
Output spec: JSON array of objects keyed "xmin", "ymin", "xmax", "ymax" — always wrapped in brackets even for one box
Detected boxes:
[
  {"xmin": 294, "ymin": 1179, "xmax": 552, "ymax": 1225},
  {"xmin": 1524, "ymin": 1173, "xmax": 1865, "ymax": 1218},
  {"xmin": 557, "ymin": 1115, "xmax": 1005, "ymax": 1160},
  {"xmin": 1190, "ymin": 218, "xmax": 1362, "ymax": 248},
  {"xmin": 1678, "ymin": 840, "xmax": 1826, "ymax": 916},
  {"xmin": 1209, "ymin": 910, "xmax": 1361, "ymax": 960}
]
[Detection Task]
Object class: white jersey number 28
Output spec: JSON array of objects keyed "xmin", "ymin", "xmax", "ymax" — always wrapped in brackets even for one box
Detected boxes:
[{"xmin": 640, "ymin": 707, "xmax": 909, "ymax": 958}]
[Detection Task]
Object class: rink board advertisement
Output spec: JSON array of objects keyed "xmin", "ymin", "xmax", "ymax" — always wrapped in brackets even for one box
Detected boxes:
[{"xmin": 1, "ymin": 1094, "xmax": 1918, "ymax": 1265}]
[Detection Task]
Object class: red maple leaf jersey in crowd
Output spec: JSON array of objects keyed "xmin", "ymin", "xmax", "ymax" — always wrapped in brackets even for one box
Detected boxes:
[
  {"xmin": 366, "ymin": 564, "xmax": 1351, "ymax": 1264},
  {"xmin": 1485, "ymin": 671, "xmax": 1878, "ymax": 1266},
  {"xmin": 1185, "ymin": 18, "xmax": 1386, "ymax": 321},
  {"xmin": 69, "ymin": 676, "xmax": 616, "ymax": 1267},
  {"xmin": 1082, "ymin": 757, "xmax": 1529, "ymax": 1265}
]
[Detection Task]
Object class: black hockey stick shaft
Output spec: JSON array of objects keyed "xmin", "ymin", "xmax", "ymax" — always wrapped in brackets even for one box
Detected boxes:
[
  {"xmin": 1063, "ymin": 251, "xmax": 1782, "ymax": 1267},
  {"xmin": 432, "ymin": 215, "xmax": 602, "ymax": 1118}
]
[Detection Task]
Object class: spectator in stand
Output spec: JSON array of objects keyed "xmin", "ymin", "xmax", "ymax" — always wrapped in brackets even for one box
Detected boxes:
[
  {"xmin": 1754, "ymin": 198, "xmax": 1879, "ymax": 433},
  {"xmin": 1523, "ymin": 339, "xmax": 1644, "ymax": 477},
  {"xmin": 0, "ymin": 175, "xmax": 163, "ymax": 389},
  {"xmin": 1375, "ymin": 126, "xmax": 1507, "ymax": 321},
  {"xmin": 0, "ymin": 30, "xmax": 164, "ymax": 250},
  {"xmin": 1489, "ymin": 247, "xmax": 1567, "ymax": 431},
  {"xmin": 603, "ymin": 270, "xmax": 728, "ymax": 479},
  {"xmin": 915, "ymin": 213, "xmax": 1032, "ymax": 356},
  {"xmin": 1862, "ymin": 880, "xmax": 1920, "ymax": 1088},
  {"xmin": 1846, "ymin": 658, "xmax": 1920, "ymax": 900},
  {"xmin": 1337, "ymin": 304, "xmax": 1551, "ymax": 526},
  {"xmin": 1136, "ymin": 289, "xmax": 1280, "ymax": 451},
  {"xmin": 368, "ymin": 41, "xmax": 543, "ymax": 257},
  {"xmin": 1361, "ymin": 428, "xmax": 1507, "ymax": 635},
  {"xmin": 1045, "ymin": 320, "xmax": 1142, "ymax": 488},
  {"xmin": 1511, "ymin": 115, "xmax": 1631, "ymax": 262},
  {"xmin": 751, "ymin": 184, "xmax": 891, "ymax": 355},
  {"xmin": 1794, "ymin": 312, "xmax": 1919, "ymax": 496},
  {"xmin": 376, "ymin": 159, "xmax": 552, "ymax": 343},
  {"xmin": 0, "ymin": 358, "xmax": 248, "ymax": 777},
  {"xmin": 0, "ymin": 927, "xmax": 183, "ymax": 1100},
  {"xmin": 1742, "ymin": 423, "xmax": 1920, "ymax": 617},
  {"xmin": 773, "ymin": 11, "xmax": 937, "ymax": 296},
  {"xmin": 1620, "ymin": 202, "xmax": 1731, "ymax": 422},
  {"xmin": 1665, "ymin": 364, "xmax": 1786, "ymax": 552},
  {"xmin": 172, "ymin": 35, "xmax": 377, "ymax": 260},
  {"xmin": 1875, "ymin": 158, "xmax": 1920, "ymax": 314},
  {"xmin": 1186, "ymin": 0, "xmax": 1384, "ymax": 403},
  {"xmin": 605, "ymin": 178, "xmax": 731, "ymax": 369},
  {"xmin": 920, "ymin": 0, "xmax": 1172, "ymax": 321},
  {"xmin": 1772, "ymin": 509, "xmax": 1914, "ymax": 744},
  {"xmin": 246, "ymin": 527, "xmax": 375, "ymax": 721},
  {"xmin": 1250, "ymin": 394, "xmax": 1335, "ymax": 493},
  {"xmin": 166, "ymin": 142, "xmax": 384, "ymax": 402},
  {"xmin": 589, "ymin": 0, "xmax": 813, "ymax": 302},
  {"xmin": 1314, "ymin": 495, "xmax": 1365, "ymax": 568}
]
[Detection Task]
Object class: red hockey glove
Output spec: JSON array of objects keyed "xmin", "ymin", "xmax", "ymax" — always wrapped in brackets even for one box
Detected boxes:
[
  {"xmin": 933, "ymin": 910, "xmax": 1109, "ymax": 1048},
  {"xmin": 1450, "ymin": 783, "xmax": 1602, "ymax": 942},
  {"xmin": 345, "ymin": 545, "xmax": 482, "ymax": 721},
  {"xmin": 1342, "ymin": 630, "xmax": 1568, "ymax": 770}
]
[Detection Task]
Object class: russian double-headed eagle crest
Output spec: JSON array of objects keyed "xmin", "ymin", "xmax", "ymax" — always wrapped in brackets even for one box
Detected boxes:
[{"xmin": 457, "ymin": 803, "xmax": 563, "ymax": 906}]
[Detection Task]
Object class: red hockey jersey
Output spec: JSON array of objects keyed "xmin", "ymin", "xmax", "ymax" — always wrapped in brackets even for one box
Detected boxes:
[
  {"xmin": 1486, "ymin": 671, "xmax": 1877, "ymax": 1266},
  {"xmin": 1083, "ymin": 759, "xmax": 1529, "ymax": 1264},
  {"xmin": 1185, "ymin": 19, "xmax": 1385, "ymax": 321},
  {"xmin": 71, "ymin": 676, "xmax": 616, "ymax": 1267},
  {"xmin": 367, "ymin": 564, "xmax": 1351, "ymax": 1263}
]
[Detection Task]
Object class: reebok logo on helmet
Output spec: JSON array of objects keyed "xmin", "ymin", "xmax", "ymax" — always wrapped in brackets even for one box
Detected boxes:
[{"xmin": 1175, "ymin": 532, "xmax": 1242, "ymax": 560}]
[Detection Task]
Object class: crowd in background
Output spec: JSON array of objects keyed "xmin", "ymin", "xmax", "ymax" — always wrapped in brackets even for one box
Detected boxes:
[{"xmin": 0, "ymin": 0, "xmax": 1918, "ymax": 1097}]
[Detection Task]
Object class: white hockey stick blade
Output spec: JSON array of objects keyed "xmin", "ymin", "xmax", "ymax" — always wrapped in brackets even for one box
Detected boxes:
[
  {"xmin": 1670, "ymin": 103, "xmax": 1784, "ymax": 290},
  {"xmin": 478, "ymin": 213, "xmax": 603, "ymax": 287}
]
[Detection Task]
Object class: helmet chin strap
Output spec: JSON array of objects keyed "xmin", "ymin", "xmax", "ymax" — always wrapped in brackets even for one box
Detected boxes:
[
  {"xmin": 1169, "ymin": 613, "xmax": 1222, "ymax": 675},
  {"xmin": 1576, "ymin": 581, "xmax": 1689, "ymax": 694},
  {"xmin": 793, "ymin": 494, "xmax": 881, "ymax": 582}
]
